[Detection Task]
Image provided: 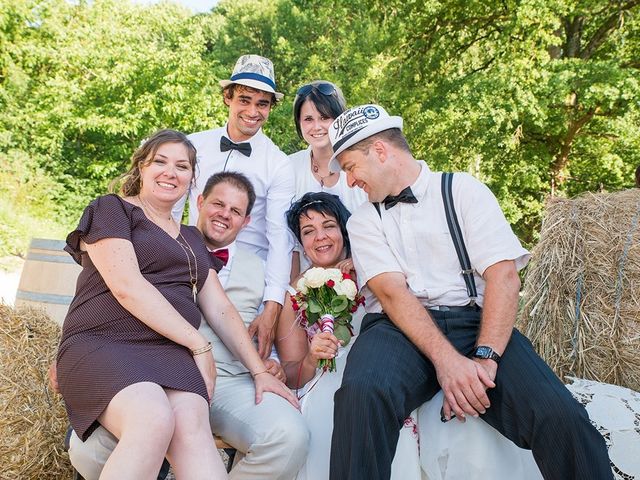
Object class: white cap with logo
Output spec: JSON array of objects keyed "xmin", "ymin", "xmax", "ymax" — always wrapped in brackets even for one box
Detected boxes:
[{"xmin": 328, "ymin": 104, "xmax": 403, "ymax": 172}]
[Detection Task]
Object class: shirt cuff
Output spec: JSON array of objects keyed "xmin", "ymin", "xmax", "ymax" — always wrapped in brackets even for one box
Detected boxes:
[{"xmin": 263, "ymin": 286, "xmax": 286, "ymax": 306}]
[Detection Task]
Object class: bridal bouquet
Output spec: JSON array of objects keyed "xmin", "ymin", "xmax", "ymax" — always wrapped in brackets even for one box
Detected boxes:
[{"xmin": 291, "ymin": 267, "xmax": 364, "ymax": 372}]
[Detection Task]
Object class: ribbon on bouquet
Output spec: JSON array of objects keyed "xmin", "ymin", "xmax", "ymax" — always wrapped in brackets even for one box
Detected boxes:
[
  {"xmin": 318, "ymin": 314, "xmax": 337, "ymax": 372},
  {"xmin": 320, "ymin": 314, "xmax": 335, "ymax": 334}
]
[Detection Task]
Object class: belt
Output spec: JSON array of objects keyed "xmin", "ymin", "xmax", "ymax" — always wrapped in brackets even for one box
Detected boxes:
[{"xmin": 427, "ymin": 304, "xmax": 481, "ymax": 312}]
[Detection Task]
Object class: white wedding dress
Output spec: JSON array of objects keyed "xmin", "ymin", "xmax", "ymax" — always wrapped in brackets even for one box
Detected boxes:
[
  {"xmin": 295, "ymin": 308, "xmax": 423, "ymax": 480},
  {"xmin": 293, "ymin": 307, "xmax": 638, "ymax": 480}
]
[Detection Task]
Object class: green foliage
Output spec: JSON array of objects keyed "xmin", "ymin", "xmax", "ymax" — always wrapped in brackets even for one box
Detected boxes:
[{"xmin": 0, "ymin": 0, "xmax": 638, "ymax": 255}]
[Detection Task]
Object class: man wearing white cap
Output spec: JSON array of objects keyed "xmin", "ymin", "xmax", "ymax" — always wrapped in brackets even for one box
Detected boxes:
[
  {"xmin": 327, "ymin": 105, "xmax": 612, "ymax": 479},
  {"xmin": 174, "ymin": 54, "xmax": 294, "ymax": 359}
]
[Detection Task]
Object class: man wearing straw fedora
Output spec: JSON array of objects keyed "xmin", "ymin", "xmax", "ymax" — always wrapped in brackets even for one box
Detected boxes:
[
  {"xmin": 174, "ymin": 54, "xmax": 294, "ymax": 361},
  {"xmin": 326, "ymin": 104, "xmax": 613, "ymax": 479}
]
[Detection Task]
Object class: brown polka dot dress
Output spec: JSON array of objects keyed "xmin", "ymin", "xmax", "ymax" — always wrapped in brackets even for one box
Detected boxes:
[{"xmin": 56, "ymin": 194, "xmax": 214, "ymax": 441}]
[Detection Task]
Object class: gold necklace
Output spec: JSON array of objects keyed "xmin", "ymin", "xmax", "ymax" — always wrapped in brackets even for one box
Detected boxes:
[
  {"xmin": 175, "ymin": 231, "xmax": 198, "ymax": 303},
  {"xmin": 138, "ymin": 195, "xmax": 198, "ymax": 302},
  {"xmin": 311, "ymin": 151, "xmax": 335, "ymax": 188}
]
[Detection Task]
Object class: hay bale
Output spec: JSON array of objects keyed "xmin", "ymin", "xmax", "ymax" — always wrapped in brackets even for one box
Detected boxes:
[
  {"xmin": 0, "ymin": 304, "xmax": 72, "ymax": 479},
  {"xmin": 518, "ymin": 188, "xmax": 640, "ymax": 390}
]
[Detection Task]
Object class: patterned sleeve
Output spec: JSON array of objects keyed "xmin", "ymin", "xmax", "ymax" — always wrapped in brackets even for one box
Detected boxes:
[{"xmin": 64, "ymin": 194, "xmax": 133, "ymax": 265}]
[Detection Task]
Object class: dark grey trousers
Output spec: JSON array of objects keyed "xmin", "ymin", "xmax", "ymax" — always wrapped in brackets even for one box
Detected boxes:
[{"xmin": 329, "ymin": 309, "xmax": 612, "ymax": 480}]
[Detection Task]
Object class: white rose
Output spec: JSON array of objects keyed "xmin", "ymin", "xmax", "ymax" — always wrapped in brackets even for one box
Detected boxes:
[
  {"xmin": 333, "ymin": 278, "xmax": 358, "ymax": 300},
  {"xmin": 325, "ymin": 268, "xmax": 343, "ymax": 284},
  {"xmin": 296, "ymin": 277, "xmax": 308, "ymax": 294},
  {"xmin": 304, "ymin": 267, "xmax": 329, "ymax": 288}
]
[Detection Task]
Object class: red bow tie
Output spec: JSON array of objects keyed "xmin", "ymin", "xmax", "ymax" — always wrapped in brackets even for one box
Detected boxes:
[{"xmin": 211, "ymin": 248, "xmax": 229, "ymax": 267}]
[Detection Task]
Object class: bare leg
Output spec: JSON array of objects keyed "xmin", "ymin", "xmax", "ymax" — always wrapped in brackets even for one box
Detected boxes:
[
  {"xmin": 164, "ymin": 389, "xmax": 228, "ymax": 479},
  {"xmin": 98, "ymin": 382, "xmax": 175, "ymax": 480}
]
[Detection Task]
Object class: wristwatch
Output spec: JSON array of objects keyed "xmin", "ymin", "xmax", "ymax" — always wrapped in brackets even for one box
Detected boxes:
[{"xmin": 472, "ymin": 345, "xmax": 501, "ymax": 364}]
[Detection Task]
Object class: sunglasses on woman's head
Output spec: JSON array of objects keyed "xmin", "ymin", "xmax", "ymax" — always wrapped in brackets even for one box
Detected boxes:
[{"xmin": 296, "ymin": 83, "xmax": 337, "ymax": 97}]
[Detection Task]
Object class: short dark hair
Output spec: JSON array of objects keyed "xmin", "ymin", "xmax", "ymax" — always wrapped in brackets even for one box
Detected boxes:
[
  {"xmin": 286, "ymin": 192, "xmax": 352, "ymax": 256},
  {"xmin": 346, "ymin": 128, "xmax": 411, "ymax": 154},
  {"xmin": 223, "ymin": 83, "xmax": 277, "ymax": 105},
  {"xmin": 202, "ymin": 171, "xmax": 256, "ymax": 216},
  {"xmin": 293, "ymin": 81, "xmax": 346, "ymax": 139}
]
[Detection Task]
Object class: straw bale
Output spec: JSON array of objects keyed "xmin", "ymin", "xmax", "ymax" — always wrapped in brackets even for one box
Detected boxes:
[
  {"xmin": 0, "ymin": 304, "xmax": 72, "ymax": 479},
  {"xmin": 518, "ymin": 188, "xmax": 640, "ymax": 390}
]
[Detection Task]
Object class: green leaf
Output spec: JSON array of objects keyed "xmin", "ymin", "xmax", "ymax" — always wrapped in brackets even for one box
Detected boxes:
[
  {"xmin": 330, "ymin": 295, "xmax": 348, "ymax": 313},
  {"xmin": 307, "ymin": 298, "xmax": 322, "ymax": 314}
]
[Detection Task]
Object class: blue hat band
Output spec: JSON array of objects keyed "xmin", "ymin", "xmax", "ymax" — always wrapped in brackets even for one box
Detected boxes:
[{"xmin": 230, "ymin": 72, "xmax": 276, "ymax": 90}]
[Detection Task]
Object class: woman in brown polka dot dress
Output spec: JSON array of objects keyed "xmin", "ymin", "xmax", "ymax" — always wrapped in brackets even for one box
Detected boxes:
[{"xmin": 56, "ymin": 130, "xmax": 293, "ymax": 480}]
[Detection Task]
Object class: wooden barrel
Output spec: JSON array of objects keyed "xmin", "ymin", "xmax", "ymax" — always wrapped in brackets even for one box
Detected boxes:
[{"xmin": 15, "ymin": 238, "xmax": 81, "ymax": 326}]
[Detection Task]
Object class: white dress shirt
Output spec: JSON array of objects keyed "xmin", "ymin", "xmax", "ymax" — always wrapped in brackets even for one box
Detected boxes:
[
  {"xmin": 347, "ymin": 162, "xmax": 530, "ymax": 313},
  {"xmin": 174, "ymin": 125, "xmax": 295, "ymax": 305}
]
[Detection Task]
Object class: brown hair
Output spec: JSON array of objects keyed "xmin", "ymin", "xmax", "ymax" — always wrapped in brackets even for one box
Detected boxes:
[
  {"xmin": 110, "ymin": 129, "xmax": 197, "ymax": 197},
  {"xmin": 346, "ymin": 128, "xmax": 411, "ymax": 155},
  {"xmin": 202, "ymin": 171, "xmax": 256, "ymax": 216},
  {"xmin": 223, "ymin": 83, "xmax": 277, "ymax": 105}
]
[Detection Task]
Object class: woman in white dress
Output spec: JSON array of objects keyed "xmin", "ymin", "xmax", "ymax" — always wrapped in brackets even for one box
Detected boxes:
[
  {"xmin": 289, "ymin": 81, "xmax": 367, "ymax": 278},
  {"xmin": 276, "ymin": 192, "xmax": 421, "ymax": 480}
]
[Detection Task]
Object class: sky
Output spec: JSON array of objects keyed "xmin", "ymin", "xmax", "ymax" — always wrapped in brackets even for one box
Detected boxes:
[{"xmin": 134, "ymin": 0, "xmax": 218, "ymax": 13}]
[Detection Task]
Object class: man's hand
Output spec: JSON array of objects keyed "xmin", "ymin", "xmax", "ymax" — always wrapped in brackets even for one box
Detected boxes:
[
  {"xmin": 253, "ymin": 371, "xmax": 300, "ymax": 409},
  {"xmin": 437, "ymin": 351, "xmax": 495, "ymax": 422},
  {"xmin": 248, "ymin": 301, "xmax": 282, "ymax": 359},
  {"xmin": 263, "ymin": 358, "xmax": 286, "ymax": 383}
]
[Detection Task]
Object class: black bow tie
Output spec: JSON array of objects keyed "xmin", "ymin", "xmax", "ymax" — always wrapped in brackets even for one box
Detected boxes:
[
  {"xmin": 383, "ymin": 186, "xmax": 418, "ymax": 210},
  {"xmin": 220, "ymin": 136, "xmax": 252, "ymax": 157}
]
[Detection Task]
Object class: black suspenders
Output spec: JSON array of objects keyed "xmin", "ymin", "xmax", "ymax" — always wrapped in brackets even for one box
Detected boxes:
[
  {"xmin": 441, "ymin": 172, "xmax": 477, "ymax": 305},
  {"xmin": 373, "ymin": 172, "xmax": 477, "ymax": 306}
]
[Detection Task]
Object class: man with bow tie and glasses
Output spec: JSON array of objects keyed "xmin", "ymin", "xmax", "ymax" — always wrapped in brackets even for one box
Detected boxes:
[
  {"xmin": 174, "ymin": 54, "xmax": 295, "ymax": 361},
  {"xmin": 326, "ymin": 105, "xmax": 612, "ymax": 480},
  {"xmin": 67, "ymin": 171, "xmax": 308, "ymax": 480}
]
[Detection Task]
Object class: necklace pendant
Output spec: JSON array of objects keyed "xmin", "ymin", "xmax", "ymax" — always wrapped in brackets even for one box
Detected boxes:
[{"xmin": 192, "ymin": 284, "xmax": 197, "ymax": 303}]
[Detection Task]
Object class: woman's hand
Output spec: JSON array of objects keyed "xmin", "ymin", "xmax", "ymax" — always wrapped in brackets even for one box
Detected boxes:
[
  {"xmin": 335, "ymin": 257, "xmax": 356, "ymax": 277},
  {"xmin": 193, "ymin": 350, "xmax": 217, "ymax": 403},
  {"xmin": 308, "ymin": 331, "xmax": 340, "ymax": 362},
  {"xmin": 253, "ymin": 371, "xmax": 300, "ymax": 409}
]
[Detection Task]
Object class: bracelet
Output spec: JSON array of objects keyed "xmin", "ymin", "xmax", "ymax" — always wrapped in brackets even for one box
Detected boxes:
[
  {"xmin": 191, "ymin": 342, "xmax": 212, "ymax": 356},
  {"xmin": 251, "ymin": 369, "xmax": 269, "ymax": 378}
]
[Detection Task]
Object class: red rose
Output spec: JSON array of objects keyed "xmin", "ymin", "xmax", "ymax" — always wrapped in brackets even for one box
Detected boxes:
[
  {"xmin": 326, "ymin": 279, "xmax": 335, "ymax": 288},
  {"xmin": 342, "ymin": 272, "xmax": 351, "ymax": 280},
  {"xmin": 350, "ymin": 305, "xmax": 358, "ymax": 313}
]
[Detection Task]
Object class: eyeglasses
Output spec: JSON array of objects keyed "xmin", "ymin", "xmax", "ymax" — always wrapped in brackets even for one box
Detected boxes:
[{"xmin": 296, "ymin": 82, "xmax": 337, "ymax": 97}]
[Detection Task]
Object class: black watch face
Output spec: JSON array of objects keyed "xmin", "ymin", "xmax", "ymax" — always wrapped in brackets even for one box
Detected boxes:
[{"xmin": 476, "ymin": 346, "xmax": 492, "ymax": 358}]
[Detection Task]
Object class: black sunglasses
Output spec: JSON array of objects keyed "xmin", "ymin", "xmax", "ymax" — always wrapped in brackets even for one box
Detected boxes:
[{"xmin": 296, "ymin": 82, "xmax": 337, "ymax": 97}]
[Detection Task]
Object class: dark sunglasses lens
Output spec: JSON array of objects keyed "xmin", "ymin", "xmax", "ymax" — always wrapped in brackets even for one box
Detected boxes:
[
  {"xmin": 316, "ymin": 83, "xmax": 336, "ymax": 95},
  {"xmin": 296, "ymin": 83, "xmax": 336, "ymax": 97},
  {"xmin": 296, "ymin": 84, "xmax": 314, "ymax": 96}
]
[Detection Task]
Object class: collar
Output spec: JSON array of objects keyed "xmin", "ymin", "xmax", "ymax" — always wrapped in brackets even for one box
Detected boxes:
[
  {"xmin": 223, "ymin": 124, "xmax": 263, "ymax": 146},
  {"xmin": 410, "ymin": 162, "xmax": 431, "ymax": 202}
]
